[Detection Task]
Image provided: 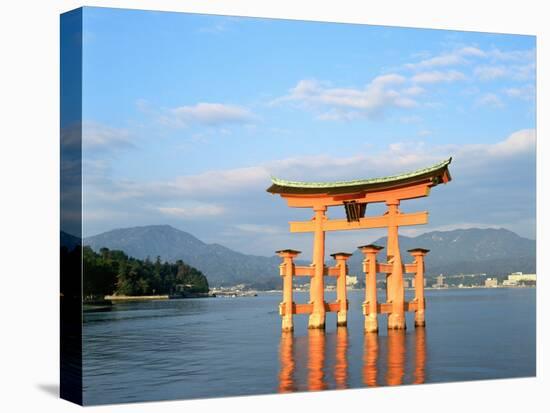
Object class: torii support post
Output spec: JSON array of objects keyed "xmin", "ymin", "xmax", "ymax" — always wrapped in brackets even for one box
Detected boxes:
[
  {"xmin": 309, "ymin": 205, "xmax": 327, "ymax": 329},
  {"xmin": 359, "ymin": 244, "xmax": 384, "ymax": 333},
  {"xmin": 277, "ymin": 249, "xmax": 301, "ymax": 332},
  {"xmin": 408, "ymin": 248, "xmax": 429, "ymax": 327},
  {"xmin": 386, "ymin": 200, "xmax": 406, "ymax": 330},
  {"xmin": 331, "ymin": 252, "xmax": 352, "ymax": 327}
]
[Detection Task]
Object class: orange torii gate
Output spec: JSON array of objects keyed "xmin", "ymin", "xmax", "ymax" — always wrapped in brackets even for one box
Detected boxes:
[{"xmin": 267, "ymin": 158, "xmax": 452, "ymax": 332}]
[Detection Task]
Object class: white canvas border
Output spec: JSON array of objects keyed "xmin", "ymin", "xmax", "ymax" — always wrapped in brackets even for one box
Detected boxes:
[{"xmin": 0, "ymin": 1, "xmax": 546, "ymax": 412}]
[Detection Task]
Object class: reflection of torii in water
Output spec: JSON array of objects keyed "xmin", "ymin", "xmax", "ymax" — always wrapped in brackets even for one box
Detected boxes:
[
  {"xmin": 278, "ymin": 328, "xmax": 427, "ymax": 391},
  {"xmin": 268, "ymin": 158, "xmax": 452, "ymax": 331}
]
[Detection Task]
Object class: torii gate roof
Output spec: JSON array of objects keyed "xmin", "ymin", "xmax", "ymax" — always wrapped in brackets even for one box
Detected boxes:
[{"xmin": 267, "ymin": 157, "xmax": 452, "ymax": 195}]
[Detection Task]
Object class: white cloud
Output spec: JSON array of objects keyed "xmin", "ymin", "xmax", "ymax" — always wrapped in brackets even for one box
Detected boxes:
[
  {"xmin": 474, "ymin": 63, "xmax": 534, "ymax": 82},
  {"xmin": 405, "ymin": 46, "xmax": 533, "ymax": 71},
  {"xmin": 198, "ymin": 17, "xmax": 241, "ymax": 34},
  {"xmin": 234, "ymin": 224, "xmax": 285, "ymax": 235},
  {"xmin": 267, "ymin": 153, "xmax": 370, "ymax": 181},
  {"xmin": 157, "ymin": 204, "xmax": 225, "ymax": 218},
  {"xmin": 135, "ymin": 98, "xmax": 153, "ymax": 114},
  {"xmin": 399, "ymin": 115, "xmax": 423, "ymax": 124},
  {"xmin": 83, "ymin": 129, "xmax": 536, "ymax": 247},
  {"xmin": 459, "ymin": 46, "xmax": 487, "ymax": 57},
  {"xmin": 83, "ymin": 129, "xmax": 535, "ymax": 202},
  {"xmin": 199, "ymin": 23, "xmax": 227, "ymax": 34},
  {"xmin": 83, "ymin": 209, "xmax": 140, "ymax": 222},
  {"xmin": 273, "ymin": 44, "xmax": 534, "ymax": 122},
  {"xmin": 405, "ymin": 46, "xmax": 485, "ymax": 70},
  {"xmin": 85, "ymin": 165, "xmax": 269, "ymax": 204},
  {"xmin": 424, "ymin": 129, "xmax": 535, "ymax": 171},
  {"xmin": 475, "ymin": 48, "xmax": 535, "ymax": 81},
  {"xmin": 412, "ymin": 70, "xmax": 466, "ymax": 84},
  {"xmin": 405, "ymin": 46, "xmax": 534, "ymax": 86},
  {"xmin": 402, "ymin": 85, "xmax": 425, "ymax": 96},
  {"xmin": 82, "ymin": 121, "xmax": 133, "ymax": 150},
  {"xmin": 275, "ymin": 75, "xmax": 417, "ymax": 120},
  {"xmin": 407, "ymin": 53, "xmax": 464, "ymax": 69},
  {"xmin": 371, "ymin": 73, "xmax": 407, "ymax": 86},
  {"xmin": 167, "ymin": 103, "xmax": 255, "ymax": 127},
  {"xmin": 504, "ymin": 85, "xmax": 535, "ymax": 100},
  {"xmin": 488, "ymin": 48, "xmax": 535, "ymax": 62},
  {"xmin": 484, "ymin": 129, "xmax": 535, "ymax": 157},
  {"xmin": 417, "ymin": 129, "xmax": 433, "ymax": 137},
  {"xmin": 475, "ymin": 93, "xmax": 504, "ymax": 108},
  {"xmin": 167, "ymin": 166, "xmax": 269, "ymax": 197},
  {"xmin": 512, "ymin": 62, "xmax": 536, "ymax": 81},
  {"xmin": 474, "ymin": 66, "xmax": 507, "ymax": 80}
]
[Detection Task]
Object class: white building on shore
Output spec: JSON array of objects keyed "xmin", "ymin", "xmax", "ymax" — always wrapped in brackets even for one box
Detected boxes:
[
  {"xmin": 503, "ymin": 272, "xmax": 536, "ymax": 286},
  {"xmin": 346, "ymin": 275, "xmax": 358, "ymax": 287}
]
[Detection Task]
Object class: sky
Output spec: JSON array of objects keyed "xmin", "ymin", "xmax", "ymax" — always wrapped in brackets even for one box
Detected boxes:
[{"xmin": 76, "ymin": 7, "xmax": 536, "ymax": 259}]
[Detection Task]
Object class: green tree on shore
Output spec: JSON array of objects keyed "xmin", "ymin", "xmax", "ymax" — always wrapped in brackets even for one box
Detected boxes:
[{"xmin": 82, "ymin": 246, "xmax": 209, "ymax": 299}]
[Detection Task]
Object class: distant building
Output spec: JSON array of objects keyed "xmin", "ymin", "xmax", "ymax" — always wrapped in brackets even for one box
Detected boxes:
[
  {"xmin": 403, "ymin": 278, "xmax": 411, "ymax": 288},
  {"xmin": 485, "ymin": 278, "xmax": 498, "ymax": 288},
  {"xmin": 508, "ymin": 272, "xmax": 536, "ymax": 282},
  {"xmin": 346, "ymin": 275, "xmax": 358, "ymax": 287},
  {"xmin": 502, "ymin": 272, "xmax": 536, "ymax": 287},
  {"xmin": 432, "ymin": 274, "xmax": 447, "ymax": 288}
]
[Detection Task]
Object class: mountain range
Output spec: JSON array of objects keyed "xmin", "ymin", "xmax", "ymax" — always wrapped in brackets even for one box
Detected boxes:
[
  {"xmin": 83, "ymin": 225, "xmax": 284, "ymax": 286},
  {"xmin": 80, "ymin": 225, "xmax": 536, "ymax": 286},
  {"xmin": 346, "ymin": 227, "xmax": 536, "ymax": 277}
]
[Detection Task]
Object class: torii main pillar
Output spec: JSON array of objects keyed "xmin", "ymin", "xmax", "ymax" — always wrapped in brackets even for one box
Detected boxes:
[
  {"xmin": 386, "ymin": 200, "xmax": 406, "ymax": 330},
  {"xmin": 309, "ymin": 205, "xmax": 327, "ymax": 329}
]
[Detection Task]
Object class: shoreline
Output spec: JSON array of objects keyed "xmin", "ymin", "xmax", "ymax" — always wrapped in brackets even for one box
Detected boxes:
[
  {"xmin": 256, "ymin": 285, "xmax": 537, "ymax": 294},
  {"xmin": 84, "ymin": 292, "xmax": 214, "ymax": 304},
  {"xmin": 104, "ymin": 295, "xmax": 170, "ymax": 301},
  {"xmin": 84, "ymin": 285, "xmax": 536, "ymax": 304}
]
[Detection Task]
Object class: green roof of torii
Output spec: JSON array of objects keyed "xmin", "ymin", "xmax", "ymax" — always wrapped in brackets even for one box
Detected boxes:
[{"xmin": 267, "ymin": 157, "xmax": 452, "ymax": 195}]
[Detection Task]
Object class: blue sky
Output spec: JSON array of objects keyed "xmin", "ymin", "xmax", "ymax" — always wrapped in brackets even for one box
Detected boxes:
[{"xmin": 78, "ymin": 7, "xmax": 536, "ymax": 258}]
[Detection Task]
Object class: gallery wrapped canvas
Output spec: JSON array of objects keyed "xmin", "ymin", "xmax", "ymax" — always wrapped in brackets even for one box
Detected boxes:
[{"xmin": 60, "ymin": 6, "xmax": 536, "ymax": 406}]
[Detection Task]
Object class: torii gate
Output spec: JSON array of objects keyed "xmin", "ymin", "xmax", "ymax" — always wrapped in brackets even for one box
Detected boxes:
[{"xmin": 267, "ymin": 158, "xmax": 452, "ymax": 332}]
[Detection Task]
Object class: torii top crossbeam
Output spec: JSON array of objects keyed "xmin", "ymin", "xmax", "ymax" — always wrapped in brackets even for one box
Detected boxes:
[
  {"xmin": 267, "ymin": 158, "xmax": 452, "ymax": 232},
  {"xmin": 267, "ymin": 157, "xmax": 452, "ymax": 201}
]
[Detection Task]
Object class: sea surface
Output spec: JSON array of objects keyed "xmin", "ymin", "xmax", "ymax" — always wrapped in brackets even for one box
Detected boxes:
[{"xmin": 82, "ymin": 288, "xmax": 536, "ymax": 405}]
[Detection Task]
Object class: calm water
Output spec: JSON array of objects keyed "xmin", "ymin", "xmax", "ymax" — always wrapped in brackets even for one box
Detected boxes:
[{"xmin": 83, "ymin": 288, "xmax": 536, "ymax": 405}]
